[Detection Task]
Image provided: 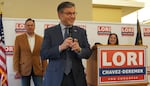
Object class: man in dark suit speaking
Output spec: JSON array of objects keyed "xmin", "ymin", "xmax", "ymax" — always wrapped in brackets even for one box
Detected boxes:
[{"xmin": 40, "ymin": 1, "xmax": 92, "ymax": 86}]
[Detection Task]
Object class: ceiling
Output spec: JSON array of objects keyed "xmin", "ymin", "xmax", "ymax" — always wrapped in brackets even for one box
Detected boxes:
[{"xmin": 92, "ymin": 0, "xmax": 144, "ymax": 17}]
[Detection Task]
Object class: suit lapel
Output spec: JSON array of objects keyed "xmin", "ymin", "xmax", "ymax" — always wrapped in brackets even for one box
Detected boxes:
[{"xmin": 54, "ymin": 25, "xmax": 64, "ymax": 43}]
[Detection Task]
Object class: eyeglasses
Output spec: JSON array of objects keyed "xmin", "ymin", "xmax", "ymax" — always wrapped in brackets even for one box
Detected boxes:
[{"xmin": 62, "ymin": 12, "xmax": 77, "ymax": 16}]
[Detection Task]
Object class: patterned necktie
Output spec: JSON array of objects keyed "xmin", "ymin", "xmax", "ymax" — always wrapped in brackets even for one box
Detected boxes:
[{"xmin": 64, "ymin": 28, "xmax": 72, "ymax": 75}]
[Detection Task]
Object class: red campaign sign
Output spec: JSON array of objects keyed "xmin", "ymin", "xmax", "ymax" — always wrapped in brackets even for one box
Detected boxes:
[
  {"xmin": 5, "ymin": 46, "xmax": 14, "ymax": 55},
  {"xmin": 97, "ymin": 26, "xmax": 111, "ymax": 35},
  {"xmin": 100, "ymin": 50, "xmax": 144, "ymax": 68},
  {"xmin": 98, "ymin": 49, "xmax": 146, "ymax": 84},
  {"xmin": 15, "ymin": 23, "xmax": 26, "ymax": 33},
  {"xmin": 144, "ymin": 28, "xmax": 150, "ymax": 36},
  {"xmin": 15, "ymin": 23, "xmax": 25, "ymax": 29},
  {"xmin": 121, "ymin": 27, "xmax": 134, "ymax": 36}
]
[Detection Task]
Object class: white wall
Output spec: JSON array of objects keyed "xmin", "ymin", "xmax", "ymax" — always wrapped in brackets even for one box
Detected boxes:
[{"xmin": 3, "ymin": 18, "xmax": 150, "ymax": 86}]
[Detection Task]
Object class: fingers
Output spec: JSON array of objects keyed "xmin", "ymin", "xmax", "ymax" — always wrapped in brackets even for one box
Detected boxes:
[
  {"xmin": 60, "ymin": 38, "xmax": 81, "ymax": 53},
  {"xmin": 15, "ymin": 72, "xmax": 21, "ymax": 79},
  {"xmin": 65, "ymin": 37, "xmax": 73, "ymax": 46},
  {"xmin": 60, "ymin": 37, "xmax": 73, "ymax": 51},
  {"xmin": 67, "ymin": 37, "xmax": 73, "ymax": 41},
  {"xmin": 70, "ymin": 38, "xmax": 81, "ymax": 52},
  {"xmin": 73, "ymin": 38, "xmax": 78, "ymax": 42}
]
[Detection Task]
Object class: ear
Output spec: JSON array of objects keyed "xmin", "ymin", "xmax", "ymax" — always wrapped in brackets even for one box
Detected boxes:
[{"xmin": 58, "ymin": 12, "xmax": 62, "ymax": 19}]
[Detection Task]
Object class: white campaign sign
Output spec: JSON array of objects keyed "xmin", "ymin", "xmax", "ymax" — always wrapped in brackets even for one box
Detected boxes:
[{"xmin": 3, "ymin": 18, "xmax": 150, "ymax": 86}]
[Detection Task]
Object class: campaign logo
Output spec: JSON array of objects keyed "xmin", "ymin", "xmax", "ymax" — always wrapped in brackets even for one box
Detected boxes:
[
  {"xmin": 143, "ymin": 28, "xmax": 150, "ymax": 36},
  {"xmin": 5, "ymin": 46, "xmax": 14, "ymax": 55},
  {"xmin": 97, "ymin": 26, "xmax": 111, "ymax": 35},
  {"xmin": 99, "ymin": 49, "xmax": 145, "ymax": 84},
  {"xmin": 15, "ymin": 23, "xmax": 26, "ymax": 33},
  {"xmin": 121, "ymin": 27, "xmax": 134, "ymax": 36}
]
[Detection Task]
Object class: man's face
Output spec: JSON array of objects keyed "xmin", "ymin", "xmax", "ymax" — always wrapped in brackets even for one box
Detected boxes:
[
  {"xmin": 25, "ymin": 20, "xmax": 35, "ymax": 34},
  {"xmin": 58, "ymin": 7, "xmax": 76, "ymax": 26}
]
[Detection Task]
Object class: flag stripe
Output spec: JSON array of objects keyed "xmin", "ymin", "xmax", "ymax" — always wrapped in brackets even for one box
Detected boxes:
[
  {"xmin": 0, "ymin": 51, "xmax": 6, "ymax": 63},
  {"xmin": 0, "ymin": 13, "xmax": 8, "ymax": 86},
  {"xmin": 0, "ymin": 56, "xmax": 6, "ymax": 69},
  {"xmin": 0, "ymin": 43, "xmax": 5, "ymax": 52}
]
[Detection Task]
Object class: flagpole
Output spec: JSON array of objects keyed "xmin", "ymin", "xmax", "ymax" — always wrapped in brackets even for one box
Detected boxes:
[{"xmin": 137, "ymin": 11, "xmax": 138, "ymax": 21}]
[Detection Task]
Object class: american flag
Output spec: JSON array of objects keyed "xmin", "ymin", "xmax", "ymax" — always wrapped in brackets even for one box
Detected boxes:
[
  {"xmin": 135, "ymin": 19, "xmax": 143, "ymax": 45},
  {"xmin": 0, "ymin": 14, "xmax": 8, "ymax": 86}
]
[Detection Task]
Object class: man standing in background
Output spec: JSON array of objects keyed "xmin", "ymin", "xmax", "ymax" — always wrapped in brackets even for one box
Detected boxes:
[
  {"xmin": 40, "ymin": 1, "xmax": 92, "ymax": 86},
  {"xmin": 13, "ymin": 18, "xmax": 47, "ymax": 86}
]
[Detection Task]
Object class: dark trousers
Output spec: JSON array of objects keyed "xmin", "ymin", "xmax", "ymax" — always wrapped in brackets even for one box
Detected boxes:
[
  {"xmin": 21, "ymin": 68, "xmax": 43, "ymax": 86},
  {"xmin": 61, "ymin": 71, "xmax": 76, "ymax": 86}
]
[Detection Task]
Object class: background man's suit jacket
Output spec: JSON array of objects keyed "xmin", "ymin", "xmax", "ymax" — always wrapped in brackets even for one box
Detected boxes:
[{"xmin": 13, "ymin": 33, "xmax": 47, "ymax": 76}]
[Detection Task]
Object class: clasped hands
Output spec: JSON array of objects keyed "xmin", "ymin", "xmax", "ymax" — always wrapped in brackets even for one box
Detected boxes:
[
  {"xmin": 14, "ymin": 72, "xmax": 21, "ymax": 79},
  {"xmin": 59, "ymin": 37, "xmax": 81, "ymax": 53}
]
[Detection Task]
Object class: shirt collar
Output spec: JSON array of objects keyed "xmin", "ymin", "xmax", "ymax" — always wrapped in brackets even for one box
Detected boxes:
[
  {"xmin": 60, "ymin": 23, "xmax": 72, "ymax": 30},
  {"xmin": 26, "ymin": 33, "xmax": 35, "ymax": 38}
]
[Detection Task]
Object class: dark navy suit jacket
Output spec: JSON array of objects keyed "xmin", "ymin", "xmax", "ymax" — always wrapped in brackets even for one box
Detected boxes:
[{"xmin": 40, "ymin": 24, "xmax": 92, "ymax": 86}]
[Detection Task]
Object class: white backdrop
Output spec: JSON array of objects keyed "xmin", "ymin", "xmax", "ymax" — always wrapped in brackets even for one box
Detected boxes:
[{"xmin": 3, "ymin": 18, "xmax": 150, "ymax": 86}]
